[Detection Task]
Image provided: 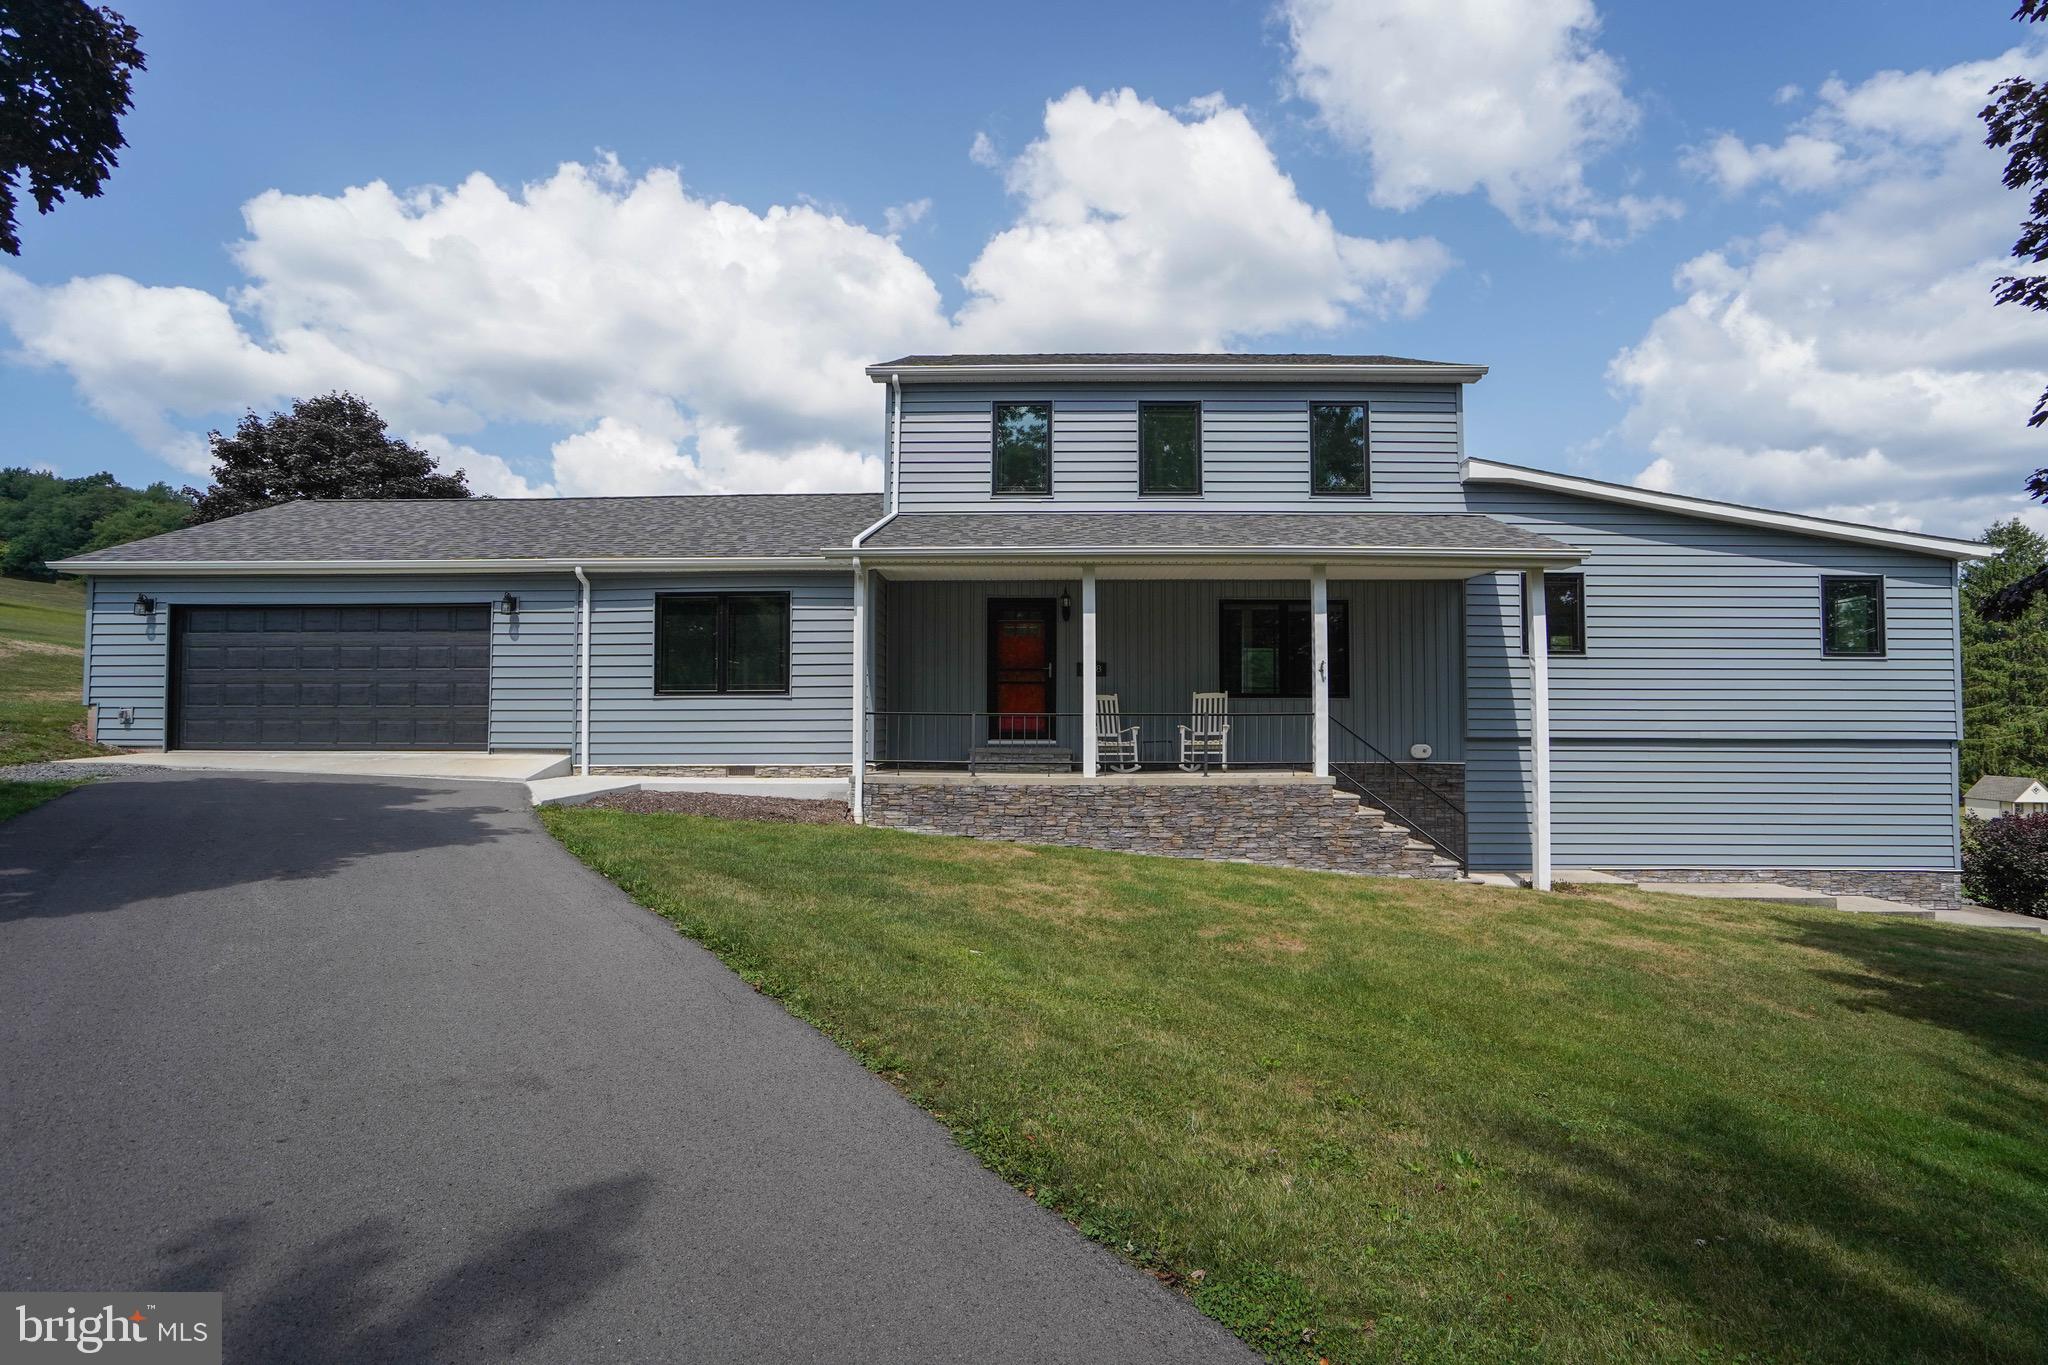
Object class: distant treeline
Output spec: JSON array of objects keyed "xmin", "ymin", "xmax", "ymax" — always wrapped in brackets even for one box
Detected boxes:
[{"xmin": 0, "ymin": 467, "xmax": 194, "ymax": 579}]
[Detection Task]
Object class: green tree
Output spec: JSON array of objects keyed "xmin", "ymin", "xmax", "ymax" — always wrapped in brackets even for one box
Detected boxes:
[
  {"xmin": 184, "ymin": 392, "xmax": 472, "ymax": 523},
  {"xmin": 0, "ymin": 1, "xmax": 146, "ymax": 255},
  {"xmin": 0, "ymin": 466, "xmax": 191, "ymax": 577},
  {"xmin": 1961, "ymin": 518, "xmax": 2048, "ymax": 787},
  {"xmin": 1980, "ymin": 0, "xmax": 2048, "ymax": 619}
]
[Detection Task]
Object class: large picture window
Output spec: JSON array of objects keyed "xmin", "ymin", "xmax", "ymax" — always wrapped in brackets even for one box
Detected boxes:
[
  {"xmin": 1308, "ymin": 402, "xmax": 1369, "ymax": 495},
  {"xmin": 1139, "ymin": 402, "xmax": 1202, "ymax": 494},
  {"xmin": 655, "ymin": 592, "xmax": 791, "ymax": 694},
  {"xmin": 992, "ymin": 401, "xmax": 1052, "ymax": 494},
  {"xmin": 1821, "ymin": 576, "xmax": 1885, "ymax": 657},
  {"xmin": 1219, "ymin": 600, "xmax": 1349, "ymax": 698},
  {"xmin": 1521, "ymin": 574, "xmax": 1586, "ymax": 655}
]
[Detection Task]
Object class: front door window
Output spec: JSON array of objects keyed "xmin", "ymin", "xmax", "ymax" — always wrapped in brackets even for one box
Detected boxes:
[{"xmin": 988, "ymin": 600, "xmax": 1055, "ymax": 740}]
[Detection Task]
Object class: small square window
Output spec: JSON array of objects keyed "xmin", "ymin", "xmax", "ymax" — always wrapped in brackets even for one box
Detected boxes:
[
  {"xmin": 992, "ymin": 402, "xmax": 1052, "ymax": 494},
  {"xmin": 1308, "ymin": 402, "xmax": 1369, "ymax": 495},
  {"xmin": 1522, "ymin": 574, "xmax": 1586, "ymax": 655},
  {"xmin": 1822, "ymin": 577, "xmax": 1885, "ymax": 657},
  {"xmin": 1139, "ymin": 403, "xmax": 1201, "ymax": 494}
]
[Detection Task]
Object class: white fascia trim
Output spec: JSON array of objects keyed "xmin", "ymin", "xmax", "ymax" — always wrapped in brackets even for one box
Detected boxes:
[
  {"xmin": 55, "ymin": 555, "xmax": 842, "ymax": 576},
  {"xmin": 825, "ymin": 544, "xmax": 1582, "ymax": 564},
  {"xmin": 865, "ymin": 363, "xmax": 1487, "ymax": 385},
  {"xmin": 1463, "ymin": 458, "xmax": 1992, "ymax": 560}
]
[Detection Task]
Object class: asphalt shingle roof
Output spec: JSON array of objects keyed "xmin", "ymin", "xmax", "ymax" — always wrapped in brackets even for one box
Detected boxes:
[
  {"xmin": 1965, "ymin": 776, "xmax": 2048, "ymax": 802},
  {"xmin": 858, "ymin": 511, "xmax": 1577, "ymax": 555},
  {"xmin": 56, "ymin": 493, "xmax": 884, "ymax": 566},
  {"xmin": 872, "ymin": 352, "xmax": 1467, "ymax": 368}
]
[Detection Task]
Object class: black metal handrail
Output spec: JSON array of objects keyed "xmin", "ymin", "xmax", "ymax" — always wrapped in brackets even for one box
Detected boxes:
[
  {"xmin": 1327, "ymin": 716, "xmax": 1467, "ymax": 867},
  {"xmin": 863, "ymin": 709, "xmax": 1316, "ymax": 775}
]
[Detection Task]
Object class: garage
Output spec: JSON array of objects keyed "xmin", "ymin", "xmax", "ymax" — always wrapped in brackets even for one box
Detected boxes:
[{"xmin": 172, "ymin": 605, "xmax": 490, "ymax": 750}]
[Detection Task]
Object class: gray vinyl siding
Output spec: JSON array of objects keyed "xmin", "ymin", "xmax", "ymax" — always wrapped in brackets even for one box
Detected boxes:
[
  {"xmin": 878, "ymin": 577, "xmax": 1463, "ymax": 763},
  {"xmin": 587, "ymin": 573, "xmax": 850, "ymax": 767},
  {"xmin": 894, "ymin": 384, "xmax": 1466, "ymax": 512},
  {"xmin": 1461, "ymin": 485, "xmax": 1964, "ymax": 871},
  {"xmin": 82, "ymin": 574, "xmax": 578, "ymax": 754}
]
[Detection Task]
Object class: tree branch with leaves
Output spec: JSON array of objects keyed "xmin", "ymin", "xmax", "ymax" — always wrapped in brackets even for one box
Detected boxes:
[{"xmin": 0, "ymin": 1, "xmax": 145, "ymax": 255}]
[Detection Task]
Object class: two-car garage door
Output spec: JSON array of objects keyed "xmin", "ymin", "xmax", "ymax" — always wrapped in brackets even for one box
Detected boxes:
[{"xmin": 172, "ymin": 605, "xmax": 490, "ymax": 750}]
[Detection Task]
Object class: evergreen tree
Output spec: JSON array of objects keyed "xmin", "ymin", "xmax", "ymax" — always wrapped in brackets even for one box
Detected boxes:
[{"xmin": 1961, "ymin": 518, "xmax": 2048, "ymax": 786}]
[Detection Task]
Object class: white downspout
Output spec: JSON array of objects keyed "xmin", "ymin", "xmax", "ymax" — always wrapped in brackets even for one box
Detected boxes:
[
  {"xmin": 573, "ymin": 566, "xmax": 592, "ymax": 776},
  {"xmin": 850, "ymin": 372, "xmax": 905, "ymax": 549},
  {"xmin": 851, "ymin": 558, "xmax": 867, "ymax": 822}
]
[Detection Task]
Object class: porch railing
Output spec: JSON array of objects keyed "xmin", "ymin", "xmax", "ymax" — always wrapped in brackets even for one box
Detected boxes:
[
  {"xmin": 1329, "ymin": 716, "xmax": 1467, "ymax": 868},
  {"xmin": 863, "ymin": 710, "xmax": 1316, "ymax": 774}
]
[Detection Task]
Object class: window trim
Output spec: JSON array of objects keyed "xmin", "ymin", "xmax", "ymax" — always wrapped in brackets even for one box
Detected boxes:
[
  {"xmin": 1521, "ymin": 572, "xmax": 1587, "ymax": 656},
  {"xmin": 1217, "ymin": 598, "xmax": 1350, "ymax": 699},
  {"xmin": 989, "ymin": 400, "xmax": 1054, "ymax": 497},
  {"xmin": 1306, "ymin": 400, "xmax": 1372, "ymax": 497},
  {"xmin": 652, "ymin": 590, "xmax": 793, "ymax": 696},
  {"xmin": 1138, "ymin": 400, "xmax": 1203, "ymax": 496},
  {"xmin": 1820, "ymin": 574, "xmax": 1886, "ymax": 658}
]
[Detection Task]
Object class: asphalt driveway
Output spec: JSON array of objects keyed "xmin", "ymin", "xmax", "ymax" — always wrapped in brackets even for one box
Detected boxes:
[{"xmin": 0, "ymin": 774, "xmax": 1251, "ymax": 1363}]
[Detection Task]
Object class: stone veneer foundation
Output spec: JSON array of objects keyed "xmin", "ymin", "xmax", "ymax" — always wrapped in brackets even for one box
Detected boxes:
[
  {"xmin": 1608, "ymin": 866, "xmax": 1963, "ymax": 910},
  {"xmin": 863, "ymin": 774, "xmax": 1457, "ymax": 879}
]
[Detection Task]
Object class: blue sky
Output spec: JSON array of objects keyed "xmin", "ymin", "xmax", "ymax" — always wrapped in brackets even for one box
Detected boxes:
[{"xmin": 2, "ymin": 0, "xmax": 2043, "ymax": 535}]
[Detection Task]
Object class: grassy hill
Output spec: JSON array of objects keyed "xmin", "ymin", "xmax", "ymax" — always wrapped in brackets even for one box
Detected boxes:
[{"xmin": 0, "ymin": 576, "xmax": 105, "ymax": 766}]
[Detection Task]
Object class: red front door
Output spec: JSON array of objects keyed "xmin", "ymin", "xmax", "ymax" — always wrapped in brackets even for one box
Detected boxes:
[{"xmin": 988, "ymin": 599, "xmax": 1056, "ymax": 741}]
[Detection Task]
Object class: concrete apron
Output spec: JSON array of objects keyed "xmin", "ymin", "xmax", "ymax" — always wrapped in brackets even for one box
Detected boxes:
[{"xmin": 58, "ymin": 751, "xmax": 573, "ymax": 782}]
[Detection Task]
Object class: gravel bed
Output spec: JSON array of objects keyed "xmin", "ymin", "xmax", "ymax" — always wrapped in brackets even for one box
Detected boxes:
[
  {"xmin": 0, "ymin": 761, "xmax": 176, "ymax": 783},
  {"xmin": 577, "ymin": 788, "xmax": 851, "ymax": 824}
]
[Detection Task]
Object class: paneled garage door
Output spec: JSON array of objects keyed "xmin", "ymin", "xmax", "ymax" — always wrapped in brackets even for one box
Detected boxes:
[{"xmin": 172, "ymin": 605, "xmax": 491, "ymax": 750}]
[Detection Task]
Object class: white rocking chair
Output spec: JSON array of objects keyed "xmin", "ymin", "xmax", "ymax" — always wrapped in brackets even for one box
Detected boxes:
[
  {"xmin": 1178, "ymin": 692, "xmax": 1230, "ymax": 771},
  {"xmin": 1096, "ymin": 693, "xmax": 1142, "ymax": 773}
]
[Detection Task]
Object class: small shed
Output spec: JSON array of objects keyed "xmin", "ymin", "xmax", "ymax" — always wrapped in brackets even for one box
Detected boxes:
[{"xmin": 1964, "ymin": 775, "xmax": 2048, "ymax": 819}]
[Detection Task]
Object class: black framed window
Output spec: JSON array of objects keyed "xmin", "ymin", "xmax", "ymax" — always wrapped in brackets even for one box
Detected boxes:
[
  {"xmin": 1308, "ymin": 402, "xmax": 1369, "ymax": 495},
  {"xmin": 992, "ymin": 401, "xmax": 1052, "ymax": 494},
  {"xmin": 1522, "ymin": 573, "xmax": 1586, "ymax": 655},
  {"xmin": 1219, "ymin": 600, "xmax": 1349, "ymax": 698},
  {"xmin": 1139, "ymin": 402, "xmax": 1201, "ymax": 494},
  {"xmin": 655, "ymin": 592, "xmax": 791, "ymax": 694},
  {"xmin": 1821, "ymin": 576, "xmax": 1885, "ymax": 657}
]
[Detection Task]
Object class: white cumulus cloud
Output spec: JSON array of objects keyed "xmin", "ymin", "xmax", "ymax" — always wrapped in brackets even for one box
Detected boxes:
[
  {"xmin": 1, "ymin": 91, "xmax": 1451, "ymax": 494},
  {"xmin": 1611, "ymin": 46, "xmax": 2048, "ymax": 536},
  {"xmin": 1280, "ymin": 0, "xmax": 1679, "ymax": 243}
]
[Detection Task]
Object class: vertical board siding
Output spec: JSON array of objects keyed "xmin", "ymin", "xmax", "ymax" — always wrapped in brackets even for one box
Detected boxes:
[
  {"xmin": 587, "ymin": 572, "xmax": 851, "ymax": 766},
  {"xmin": 83, "ymin": 574, "xmax": 578, "ymax": 753},
  {"xmin": 1463, "ymin": 484, "xmax": 1964, "ymax": 872},
  {"xmin": 880, "ymin": 577, "xmax": 1463, "ymax": 764},
  {"xmin": 895, "ymin": 384, "xmax": 1466, "ymax": 512}
]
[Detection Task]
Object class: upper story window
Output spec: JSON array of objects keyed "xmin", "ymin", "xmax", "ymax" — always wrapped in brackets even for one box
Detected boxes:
[
  {"xmin": 992, "ymin": 402, "xmax": 1052, "ymax": 495},
  {"xmin": 1522, "ymin": 573, "xmax": 1586, "ymax": 655},
  {"xmin": 1309, "ymin": 402, "xmax": 1370, "ymax": 495},
  {"xmin": 655, "ymin": 592, "xmax": 791, "ymax": 695},
  {"xmin": 1821, "ymin": 576, "xmax": 1885, "ymax": 657},
  {"xmin": 1139, "ymin": 402, "xmax": 1202, "ymax": 495},
  {"xmin": 1219, "ymin": 600, "xmax": 1350, "ymax": 698}
]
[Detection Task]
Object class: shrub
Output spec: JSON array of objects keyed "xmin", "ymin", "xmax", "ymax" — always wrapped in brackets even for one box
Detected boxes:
[{"xmin": 1961, "ymin": 812, "xmax": 2048, "ymax": 917}]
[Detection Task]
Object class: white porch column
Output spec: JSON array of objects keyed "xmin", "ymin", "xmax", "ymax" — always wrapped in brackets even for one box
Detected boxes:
[
  {"xmin": 851, "ymin": 561, "xmax": 867, "ymax": 824},
  {"xmin": 1310, "ymin": 564, "xmax": 1330, "ymax": 779},
  {"xmin": 1080, "ymin": 567, "xmax": 1099, "ymax": 777},
  {"xmin": 1525, "ymin": 568, "xmax": 1552, "ymax": 891}
]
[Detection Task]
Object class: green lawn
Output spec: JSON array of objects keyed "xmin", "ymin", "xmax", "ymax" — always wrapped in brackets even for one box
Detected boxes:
[
  {"xmin": 542, "ymin": 808, "xmax": 2048, "ymax": 1365},
  {"xmin": 0, "ymin": 575, "xmax": 106, "ymax": 767},
  {"xmin": 0, "ymin": 779, "xmax": 84, "ymax": 821}
]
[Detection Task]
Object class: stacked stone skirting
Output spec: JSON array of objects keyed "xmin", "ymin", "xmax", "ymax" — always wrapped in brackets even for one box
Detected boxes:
[
  {"xmin": 597, "ymin": 764, "xmax": 851, "ymax": 778},
  {"xmin": 1334, "ymin": 762, "xmax": 1465, "ymax": 858},
  {"xmin": 1612, "ymin": 866, "xmax": 1962, "ymax": 910},
  {"xmin": 863, "ymin": 778, "xmax": 1458, "ymax": 879}
]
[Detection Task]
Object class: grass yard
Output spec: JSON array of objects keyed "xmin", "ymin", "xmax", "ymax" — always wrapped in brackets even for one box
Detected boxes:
[
  {"xmin": 0, "ymin": 576, "xmax": 104, "ymax": 767},
  {"xmin": 542, "ymin": 808, "xmax": 2048, "ymax": 1365},
  {"xmin": 0, "ymin": 779, "xmax": 84, "ymax": 822}
]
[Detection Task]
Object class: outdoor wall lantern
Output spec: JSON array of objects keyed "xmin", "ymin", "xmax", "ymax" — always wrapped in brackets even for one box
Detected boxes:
[
  {"xmin": 132, "ymin": 593, "xmax": 156, "ymax": 616},
  {"xmin": 1059, "ymin": 588, "xmax": 1072, "ymax": 622},
  {"xmin": 498, "ymin": 592, "xmax": 519, "ymax": 616}
]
